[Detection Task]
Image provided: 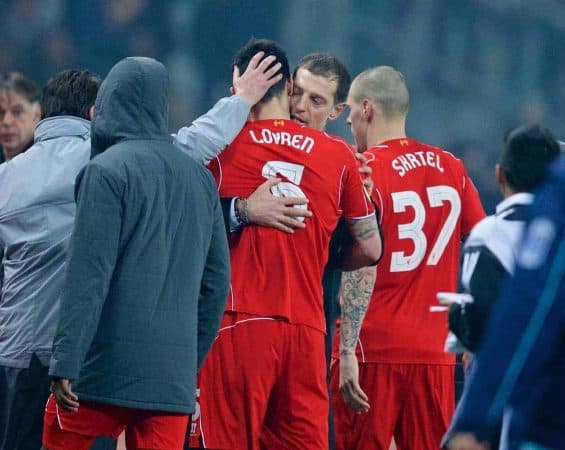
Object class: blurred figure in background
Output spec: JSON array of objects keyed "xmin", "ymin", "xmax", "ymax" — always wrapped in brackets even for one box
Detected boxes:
[
  {"xmin": 0, "ymin": 72, "xmax": 41, "ymax": 163},
  {"xmin": 444, "ymin": 124, "xmax": 561, "ymax": 449},
  {"xmin": 0, "ymin": 69, "xmax": 100, "ymax": 450},
  {"xmin": 446, "ymin": 155, "xmax": 565, "ymax": 450},
  {"xmin": 448, "ymin": 125, "xmax": 560, "ymax": 353}
]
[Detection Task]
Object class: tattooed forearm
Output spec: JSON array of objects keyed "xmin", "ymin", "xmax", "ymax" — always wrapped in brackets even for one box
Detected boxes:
[
  {"xmin": 348, "ymin": 215, "xmax": 378, "ymax": 241},
  {"xmin": 340, "ymin": 266, "xmax": 376, "ymax": 355}
]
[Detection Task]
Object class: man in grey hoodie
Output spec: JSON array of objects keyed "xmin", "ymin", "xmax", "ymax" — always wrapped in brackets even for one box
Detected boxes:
[{"xmin": 42, "ymin": 56, "xmax": 282, "ymax": 450}]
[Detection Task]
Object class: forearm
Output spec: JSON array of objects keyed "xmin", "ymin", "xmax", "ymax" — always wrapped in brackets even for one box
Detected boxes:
[
  {"xmin": 341, "ymin": 242, "xmax": 377, "ymax": 271},
  {"xmin": 339, "ymin": 266, "xmax": 376, "ymax": 354},
  {"xmin": 342, "ymin": 214, "xmax": 382, "ymax": 271},
  {"xmin": 173, "ymin": 95, "xmax": 250, "ymax": 165}
]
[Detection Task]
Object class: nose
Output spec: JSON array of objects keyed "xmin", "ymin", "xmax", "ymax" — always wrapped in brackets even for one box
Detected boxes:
[
  {"xmin": 293, "ymin": 94, "xmax": 307, "ymax": 112},
  {"xmin": 346, "ymin": 112, "xmax": 352, "ymax": 125},
  {"xmin": 2, "ymin": 110, "xmax": 14, "ymax": 126}
]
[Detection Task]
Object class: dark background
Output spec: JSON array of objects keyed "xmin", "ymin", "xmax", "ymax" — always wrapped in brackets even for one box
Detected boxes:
[{"xmin": 2, "ymin": 0, "xmax": 564, "ymax": 213}]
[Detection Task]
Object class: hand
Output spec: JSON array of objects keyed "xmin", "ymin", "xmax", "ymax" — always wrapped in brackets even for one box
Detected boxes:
[
  {"xmin": 232, "ymin": 52, "xmax": 283, "ymax": 106},
  {"xmin": 355, "ymin": 152, "xmax": 374, "ymax": 194},
  {"xmin": 437, "ymin": 292, "xmax": 474, "ymax": 308},
  {"xmin": 51, "ymin": 378, "xmax": 79, "ymax": 412},
  {"xmin": 339, "ymin": 353, "xmax": 370, "ymax": 414},
  {"xmin": 246, "ymin": 177, "xmax": 312, "ymax": 233},
  {"xmin": 445, "ymin": 433, "xmax": 489, "ymax": 450}
]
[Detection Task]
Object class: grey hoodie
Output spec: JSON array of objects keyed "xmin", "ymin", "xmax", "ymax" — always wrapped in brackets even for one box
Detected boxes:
[{"xmin": 49, "ymin": 57, "xmax": 230, "ymax": 413}]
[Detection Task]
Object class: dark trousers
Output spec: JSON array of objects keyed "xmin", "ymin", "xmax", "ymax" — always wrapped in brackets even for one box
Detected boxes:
[
  {"xmin": 0, "ymin": 354, "xmax": 50, "ymax": 450},
  {"xmin": 322, "ymin": 264, "xmax": 342, "ymax": 450}
]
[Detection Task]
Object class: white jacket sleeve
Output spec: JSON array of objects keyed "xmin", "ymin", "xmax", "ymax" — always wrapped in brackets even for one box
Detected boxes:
[{"xmin": 172, "ymin": 95, "xmax": 250, "ymax": 165}]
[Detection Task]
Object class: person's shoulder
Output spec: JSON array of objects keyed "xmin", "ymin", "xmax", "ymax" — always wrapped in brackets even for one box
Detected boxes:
[
  {"xmin": 317, "ymin": 131, "xmax": 357, "ymax": 160},
  {"xmin": 465, "ymin": 215, "xmax": 499, "ymax": 247},
  {"xmin": 415, "ymin": 139, "xmax": 462, "ymax": 163},
  {"xmin": 0, "ymin": 141, "xmax": 47, "ymax": 184},
  {"xmin": 465, "ymin": 213, "xmax": 523, "ymax": 265},
  {"xmin": 323, "ymin": 132, "xmax": 354, "ymax": 149}
]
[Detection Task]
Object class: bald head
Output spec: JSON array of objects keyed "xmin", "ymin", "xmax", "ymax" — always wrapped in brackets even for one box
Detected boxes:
[{"xmin": 349, "ymin": 66, "xmax": 409, "ymax": 119}]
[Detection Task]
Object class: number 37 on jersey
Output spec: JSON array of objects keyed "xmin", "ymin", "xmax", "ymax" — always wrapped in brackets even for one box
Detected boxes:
[{"xmin": 389, "ymin": 185, "xmax": 461, "ymax": 272}]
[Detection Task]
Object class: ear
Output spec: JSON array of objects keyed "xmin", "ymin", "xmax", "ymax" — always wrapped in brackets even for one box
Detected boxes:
[
  {"xmin": 286, "ymin": 78, "xmax": 293, "ymax": 96},
  {"xmin": 495, "ymin": 164, "xmax": 505, "ymax": 185},
  {"xmin": 229, "ymin": 86, "xmax": 235, "ymax": 95},
  {"xmin": 32, "ymin": 103, "xmax": 41, "ymax": 122},
  {"xmin": 88, "ymin": 105, "xmax": 95, "ymax": 120},
  {"xmin": 362, "ymin": 99, "xmax": 374, "ymax": 122},
  {"xmin": 328, "ymin": 102, "xmax": 347, "ymax": 121}
]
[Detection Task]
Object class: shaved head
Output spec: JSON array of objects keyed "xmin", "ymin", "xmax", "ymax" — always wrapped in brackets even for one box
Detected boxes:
[{"xmin": 349, "ymin": 66, "xmax": 409, "ymax": 119}]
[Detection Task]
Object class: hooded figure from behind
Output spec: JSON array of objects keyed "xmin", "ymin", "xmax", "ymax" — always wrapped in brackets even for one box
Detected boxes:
[{"xmin": 48, "ymin": 57, "xmax": 230, "ymax": 418}]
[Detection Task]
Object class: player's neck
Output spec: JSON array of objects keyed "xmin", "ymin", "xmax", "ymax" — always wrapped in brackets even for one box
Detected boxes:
[
  {"xmin": 368, "ymin": 122, "xmax": 406, "ymax": 147},
  {"xmin": 501, "ymin": 184, "xmax": 516, "ymax": 199},
  {"xmin": 251, "ymin": 96, "xmax": 291, "ymax": 121}
]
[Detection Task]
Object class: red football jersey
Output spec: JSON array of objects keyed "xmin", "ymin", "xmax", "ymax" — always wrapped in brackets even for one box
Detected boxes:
[
  {"xmin": 208, "ymin": 120, "xmax": 374, "ymax": 333},
  {"xmin": 335, "ymin": 138, "xmax": 485, "ymax": 364}
]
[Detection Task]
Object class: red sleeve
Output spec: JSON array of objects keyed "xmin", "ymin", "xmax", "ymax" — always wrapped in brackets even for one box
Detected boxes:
[
  {"xmin": 340, "ymin": 153, "xmax": 374, "ymax": 219},
  {"xmin": 460, "ymin": 165, "xmax": 486, "ymax": 236}
]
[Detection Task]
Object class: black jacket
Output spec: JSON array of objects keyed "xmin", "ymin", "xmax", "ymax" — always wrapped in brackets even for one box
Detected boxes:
[{"xmin": 49, "ymin": 57, "xmax": 230, "ymax": 414}]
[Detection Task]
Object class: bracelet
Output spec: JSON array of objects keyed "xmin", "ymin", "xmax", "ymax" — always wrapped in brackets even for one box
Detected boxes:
[{"xmin": 235, "ymin": 197, "xmax": 249, "ymax": 226}]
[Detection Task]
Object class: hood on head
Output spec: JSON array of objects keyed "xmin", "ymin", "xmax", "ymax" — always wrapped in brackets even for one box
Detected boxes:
[{"xmin": 91, "ymin": 57, "xmax": 169, "ymax": 157}]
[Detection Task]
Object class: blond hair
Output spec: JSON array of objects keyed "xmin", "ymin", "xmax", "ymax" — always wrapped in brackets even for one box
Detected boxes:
[{"xmin": 350, "ymin": 66, "xmax": 409, "ymax": 118}]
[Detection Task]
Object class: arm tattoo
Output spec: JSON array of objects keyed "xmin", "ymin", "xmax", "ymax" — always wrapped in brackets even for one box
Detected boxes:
[
  {"xmin": 348, "ymin": 215, "xmax": 378, "ymax": 241},
  {"xmin": 339, "ymin": 266, "xmax": 376, "ymax": 355}
]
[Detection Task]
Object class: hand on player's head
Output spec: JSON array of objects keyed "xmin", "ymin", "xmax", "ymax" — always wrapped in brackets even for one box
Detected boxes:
[{"xmin": 232, "ymin": 52, "xmax": 283, "ymax": 107}]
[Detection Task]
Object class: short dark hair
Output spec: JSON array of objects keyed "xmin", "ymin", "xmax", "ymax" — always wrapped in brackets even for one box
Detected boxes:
[
  {"xmin": 0, "ymin": 72, "xmax": 41, "ymax": 104},
  {"xmin": 41, "ymin": 70, "xmax": 101, "ymax": 120},
  {"xmin": 233, "ymin": 38, "xmax": 290, "ymax": 104},
  {"xmin": 293, "ymin": 53, "xmax": 351, "ymax": 104},
  {"xmin": 501, "ymin": 124, "xmax": 560, "ymax": 192}
]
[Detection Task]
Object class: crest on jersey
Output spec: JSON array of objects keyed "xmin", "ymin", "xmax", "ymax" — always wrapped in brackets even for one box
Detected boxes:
[
  {"xmin": 400, "ymin": 139, "xmax": 409, "ymax": 147},
  {"xmin": 273, "ymin": 120, "xmax": 285, "ymax": 127}
]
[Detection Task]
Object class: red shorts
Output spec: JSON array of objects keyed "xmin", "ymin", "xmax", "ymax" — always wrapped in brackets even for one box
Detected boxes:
[
  {"xmin": 42, "ymin": 394, "xmax": 188, "ymax": 450},
  {"xmin": 330, "ymin": 362, "xmax": 454, "ymax": 450},
  {"xmin": 188, "ymin": 312, "xmax": 328, "ymax": 450}
]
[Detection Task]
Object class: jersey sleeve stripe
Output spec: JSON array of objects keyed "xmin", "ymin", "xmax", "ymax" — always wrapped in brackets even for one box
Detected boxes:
[
  {"xmin": 344, "ymin": 212, "xmax": 376, "ymax": 221},
  {"xmin": 215, "ymin": 156, "xmax": 222, "ymax": 192},
  {"xmin": 337, "ymin": 164, "xmax": 346, "ymax": 209},
  {"xmin": 374, "ymin": 187, "xmax": 384, "ymax": 224}
]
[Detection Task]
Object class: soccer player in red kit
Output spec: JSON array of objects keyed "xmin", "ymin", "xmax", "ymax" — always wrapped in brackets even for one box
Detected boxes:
[
  {"xmin": 193, "ymin": 39, "xmax": 382, "ymax": 450},
  {"xmin": 331, "ymin": 66, "xmax": 485, "ymax": 450}
]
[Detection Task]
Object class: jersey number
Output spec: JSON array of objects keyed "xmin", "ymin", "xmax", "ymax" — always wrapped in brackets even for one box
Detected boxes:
[
  {"xmin": 262, "ymin": 161, "xmax": 308, "ymax": 221},
  {"xmin": 390, "ymin": 185, "xmax": 461, "ymax": 272}
]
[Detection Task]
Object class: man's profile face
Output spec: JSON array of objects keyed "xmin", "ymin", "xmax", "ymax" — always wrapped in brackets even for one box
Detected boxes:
[
  {"xmin": 0, "ymin": 90, "xmax": 40, "ymax": 159},
  {"xmin": 346, "ymin": 91, "xmax": 368, "ymax": 153},
  {"xmin": 290, "ymin": 68, "xmax": 340, "ymax": 131}
]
